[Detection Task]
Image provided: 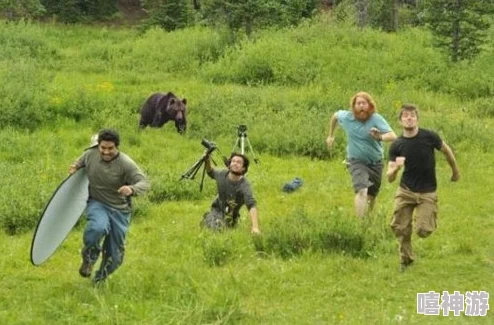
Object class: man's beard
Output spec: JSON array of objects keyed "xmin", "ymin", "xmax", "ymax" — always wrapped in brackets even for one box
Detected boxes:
[{"xmin": 353, "ymin": 108, "xmax": 374, "ymax": 121}]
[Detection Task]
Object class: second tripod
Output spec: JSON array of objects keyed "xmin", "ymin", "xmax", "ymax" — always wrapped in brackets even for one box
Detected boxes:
[{"xmin": 232, "ymin": 125, "xmax": 259, "ymax": 164}]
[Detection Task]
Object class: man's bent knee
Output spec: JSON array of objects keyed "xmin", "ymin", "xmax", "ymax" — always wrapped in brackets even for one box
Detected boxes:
[
  {"xmin": 84, "ymin": 225, "xmax": 107, "ymax": 241},
  {"xmin": 201, "ymin": 211, "xmax": 225, "ymax": 231},
  {"xmin": 390, "ymin": 224, "xmax": 412, "ymax": 238},
  {"xmin": 417, "ymin": 228, "xmax": 433, "ymax": 238}
]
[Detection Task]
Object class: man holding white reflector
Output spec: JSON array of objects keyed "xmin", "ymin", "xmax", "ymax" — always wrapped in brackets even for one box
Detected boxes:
[{"xmin": 69, "ymin": 129, "xmax": 150, "ymax": 284}]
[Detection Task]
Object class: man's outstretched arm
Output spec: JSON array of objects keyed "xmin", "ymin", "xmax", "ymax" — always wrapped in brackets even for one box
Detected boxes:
[{"xmin": 440, "ymin": 141, "xmax": 460, "ymax": 182}]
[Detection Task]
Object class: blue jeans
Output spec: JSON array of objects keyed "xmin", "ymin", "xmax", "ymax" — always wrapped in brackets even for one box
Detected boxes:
[{"xmin": 82, "ymin": 199, "xmax": 130, "ymax": 281}]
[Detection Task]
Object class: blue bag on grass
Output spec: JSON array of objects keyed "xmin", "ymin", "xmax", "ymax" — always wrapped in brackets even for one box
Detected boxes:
[{"xmin": 282, "ymin": 177, "xmax": 303, "ymax": 193}]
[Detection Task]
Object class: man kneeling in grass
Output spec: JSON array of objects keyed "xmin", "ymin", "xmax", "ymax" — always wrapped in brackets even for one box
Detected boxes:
[
  {"xmin": 386, "ymin": 104, "xmax": 460, "ymax": 271},
  {"xmin": 201, "ymin": 152, "xmax": 261, "ymax": 235}
]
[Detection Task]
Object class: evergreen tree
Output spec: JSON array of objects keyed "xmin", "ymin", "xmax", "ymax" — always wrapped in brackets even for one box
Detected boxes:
[
  {"xmin": 144, "ymin": 0, "xmax": 190, "ymax": 32},
  {"xmin": 41, "ymin": 0, "xmax": 117, "ymax": 23},
  {"xmin": 201, "ymin": 0, "xmax": 318, "ymax": 37},
  {"xmin": 0, "ymin": 0, "xmax": 46, "ymax": 19},
  {"xmin": 422, "ymin": 0, "xmax": 494, "ymax": 62},
  {"xmin": 368, "ymin": 0, "xmax": 399, "ymax": 32}
]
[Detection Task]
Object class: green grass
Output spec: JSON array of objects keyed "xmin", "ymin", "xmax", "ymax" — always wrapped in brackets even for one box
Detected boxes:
[
  {"xmin": 1, "ymin": 136, "xmax": 492, "ymax": 324},
  {"xmin": 1, "ymin": 16, "xmax": 493, "ymax": 324}
]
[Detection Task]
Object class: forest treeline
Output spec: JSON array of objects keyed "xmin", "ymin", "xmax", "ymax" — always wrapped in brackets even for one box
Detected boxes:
[{"xmin": 1, "ymin": 0, "xmax": 493, "ymax": 61}]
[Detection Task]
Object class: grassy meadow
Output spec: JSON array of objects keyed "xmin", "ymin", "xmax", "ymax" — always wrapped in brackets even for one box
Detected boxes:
[{"xmin": 1, "ymin": 16, "xmax": 493, "ymax": 324}]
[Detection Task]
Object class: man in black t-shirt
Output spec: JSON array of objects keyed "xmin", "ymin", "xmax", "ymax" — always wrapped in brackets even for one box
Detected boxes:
[{"xmin": 386, "ymin": 104, "xmax": 460, "ymax": 271}]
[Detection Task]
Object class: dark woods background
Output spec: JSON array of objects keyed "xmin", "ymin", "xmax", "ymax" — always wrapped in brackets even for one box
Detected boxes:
[{"xmin": 1, "ymin": 0, "xmax": 493, "ymax": 62}]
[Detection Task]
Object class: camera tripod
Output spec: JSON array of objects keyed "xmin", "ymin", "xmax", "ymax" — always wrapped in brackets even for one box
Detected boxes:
[
  {"xmin": 180, "ymin": 146, "xmax": 217, "ymax": 192},
  {"xmin": 232, "ymin": 125, "xmax": 259, "ymax": 164}
]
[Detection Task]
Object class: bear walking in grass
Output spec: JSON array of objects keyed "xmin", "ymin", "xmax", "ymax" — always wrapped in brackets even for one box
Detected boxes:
[{"xmin": 139, "ymin": 92, "xmax": 188, "ymax": 134}]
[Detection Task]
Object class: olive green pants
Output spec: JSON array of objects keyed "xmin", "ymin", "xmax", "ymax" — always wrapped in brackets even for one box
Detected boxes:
[{"xmin": 390, "ymin": 187, "xmax": 438, "ymax": 264}]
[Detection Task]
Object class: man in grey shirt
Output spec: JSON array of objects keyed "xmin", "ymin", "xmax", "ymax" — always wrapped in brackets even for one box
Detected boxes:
[
  {"xmin": 201, "ymin": 152, "xmax": 260, "ymax": 234},
  {"xmin": 69, "ymin": 129, "xmax": 150, "ymax": 284}
]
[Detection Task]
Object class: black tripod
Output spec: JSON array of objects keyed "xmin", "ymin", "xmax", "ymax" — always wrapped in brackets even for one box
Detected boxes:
[
  {"xmin": 232, "ymin": 125, "xmax": 259, "ymax": 164},
  {"xmin": 180, "ymin": 144, "xmax": 217, "ymax": 191}
]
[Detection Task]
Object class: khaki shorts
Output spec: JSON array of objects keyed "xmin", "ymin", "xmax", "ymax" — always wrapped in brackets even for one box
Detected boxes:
[{"xmin": 347, "ymin": 158, "xmax": 383, "ymax": 197}]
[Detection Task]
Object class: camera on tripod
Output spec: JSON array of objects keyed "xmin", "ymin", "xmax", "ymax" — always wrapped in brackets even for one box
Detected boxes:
[
  {"xmin": 180, "ymin": 138, "xmax": 221, "ymax": 190},
  {"xmin": 237, "ymin": 124, "xmax": 247, "ymax": 137},
  {"xmin": 201, "ymin": 138, "xmax": 217, "ymax": 155}
]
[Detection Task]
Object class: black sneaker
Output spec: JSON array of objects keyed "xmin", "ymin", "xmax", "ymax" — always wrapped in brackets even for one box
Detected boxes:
[{"xmin": 79, "ymin": 259, "xmax": 93, "ymax": 278}]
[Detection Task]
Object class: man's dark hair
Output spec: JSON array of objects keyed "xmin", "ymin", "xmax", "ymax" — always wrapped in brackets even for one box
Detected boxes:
[
  {"xmin": 228, "ymin": 152, "xmax": 250, "ymax": 174},
  {"xmin": 399, "ymin": 104, "xmax": 419, "ymax": 120},
  {"xmin": 98, "ymin": 129, "xmax": 120, "ymax": 147}
]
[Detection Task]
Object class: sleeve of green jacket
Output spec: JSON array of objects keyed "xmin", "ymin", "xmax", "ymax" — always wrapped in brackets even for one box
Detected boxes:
[{"xmin": 123, "ymin": 154, "xmax": 151, "ymax": 196}]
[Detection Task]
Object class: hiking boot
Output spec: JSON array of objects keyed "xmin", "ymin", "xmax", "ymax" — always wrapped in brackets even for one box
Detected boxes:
[
  {"xmin": 79, "ymin": 259, "xmax": 93, "ymax": 278},
  {"xmin": 92, "ymin": 271, "xmax": 107, "ymax": 286},
  {"xmin": 92, "ymin": 276, "xmax": 105, "ymax": 286},
  {"xmin": 400, "ymin": 259, "xmax": 414, "ymax": 272}
]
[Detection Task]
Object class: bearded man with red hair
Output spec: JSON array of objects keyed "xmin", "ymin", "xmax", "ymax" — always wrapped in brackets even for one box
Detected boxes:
[{"xmin": 326, "ymin": 92, "xmax": 397, "ymax": 218}]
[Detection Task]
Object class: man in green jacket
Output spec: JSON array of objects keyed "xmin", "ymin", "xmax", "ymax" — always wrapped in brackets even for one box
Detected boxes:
[{"xmin": 69, "ymin": 129, "xmax": 150, "ymax": 284}]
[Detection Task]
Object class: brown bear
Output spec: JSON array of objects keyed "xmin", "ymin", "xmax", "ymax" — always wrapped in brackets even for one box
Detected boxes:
[{"xmin": 139, "ymin": 92, "xmax": 187, "ymax": 134}]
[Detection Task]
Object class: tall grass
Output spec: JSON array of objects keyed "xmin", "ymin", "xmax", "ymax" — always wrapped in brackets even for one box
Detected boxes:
[{"xmin": 2, "ymin": 17, "xmax": 494, "ymax": 154}]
